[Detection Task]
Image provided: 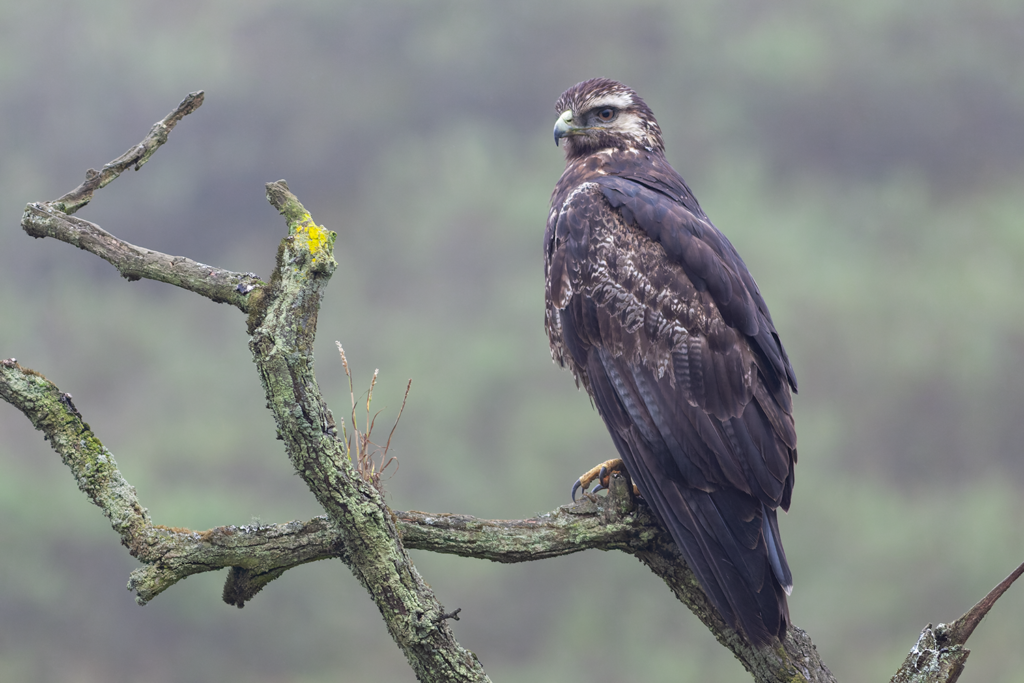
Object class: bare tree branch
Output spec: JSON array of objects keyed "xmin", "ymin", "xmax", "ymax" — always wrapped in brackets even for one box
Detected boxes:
[
  {"xmin": 21, "ymin": 202, "xmax": 264, "ymax": 309},
  {"xmin": 3, "ymin": 91, "xmax": 1022, "ymax": 683},
  {"xmin": 55, "ymin": 91, "xmax": 205, "ymax": 216},
  {"xmin": 248, "ymin": 180, "xmax": 490, "ymax": 681},
  {"xmin": 945, "ymin": 560, "xmax": 1024, "ymax": 647},
  {"xmin": 889, "ymin": 626, "xmax": 969, "ymax": 683},
  {"xmin": 19, "ymin": 91, "xmax": 262, "ymax": 310},
  {"xmin": 2, "ymin": 354, "xmax": 1019, "ymax": 683},
  {"xmin": 0, "ymin": 361, "xmax": 152, "ymax": 551}
]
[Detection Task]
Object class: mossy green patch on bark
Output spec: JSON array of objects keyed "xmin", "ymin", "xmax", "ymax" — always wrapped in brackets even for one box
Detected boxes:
[{"xmin": 0, "ymin": 359, "xmax": 151, "ymax": 545}]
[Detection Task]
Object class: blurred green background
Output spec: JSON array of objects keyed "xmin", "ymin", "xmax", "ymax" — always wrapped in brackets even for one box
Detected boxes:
[{"xmin": 2, "ymin": 1, "xmax": 1024, "ymax": 681}]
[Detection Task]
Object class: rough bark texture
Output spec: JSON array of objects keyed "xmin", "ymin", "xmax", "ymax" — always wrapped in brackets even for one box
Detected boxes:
[
  {"xmin": 3, "ymin": 91, "xmax": 1022, "ymax": 683},
  {"xmin": 21, "ymin": 201, "xmax": 263, "ymax": 308},
  {"xmin": 888, "ymin": 625, "xmax": 968, "ymax": 683},
  {"xmin": 247, "ymin": 181, "xmax": 490, "ymax": 682}
]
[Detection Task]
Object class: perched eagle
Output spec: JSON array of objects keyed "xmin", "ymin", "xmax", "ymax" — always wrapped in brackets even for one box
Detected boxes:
[{"xmin": 545, "ymin": 78, "xmax": 798, "ymax": 646}]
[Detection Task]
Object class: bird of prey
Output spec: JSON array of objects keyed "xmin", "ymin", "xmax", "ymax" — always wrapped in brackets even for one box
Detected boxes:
[{"xmin": 545, "ymin": 78, "xmax": 798, "ymax": 646}]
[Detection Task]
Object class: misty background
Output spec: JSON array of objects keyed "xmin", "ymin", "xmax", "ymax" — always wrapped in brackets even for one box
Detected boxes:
[{"xmin": 2, "ymin": 1, "xmax": 1023, "ymax": 681}]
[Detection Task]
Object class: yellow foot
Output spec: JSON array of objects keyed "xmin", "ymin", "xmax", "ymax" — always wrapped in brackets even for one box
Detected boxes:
[{"xmin": 571, "ymin": 458, "xmax": 634, "ymax": 501}]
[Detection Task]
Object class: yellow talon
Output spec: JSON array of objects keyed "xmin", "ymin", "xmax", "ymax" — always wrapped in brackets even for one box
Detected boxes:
[{"xmin": 571, "ymin": 458, "xmax": 631, "ymax": 501}]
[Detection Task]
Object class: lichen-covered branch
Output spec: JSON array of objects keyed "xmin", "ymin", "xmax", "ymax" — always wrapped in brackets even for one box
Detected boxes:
[
  {"xmin": 249, "ymin": 180, "xmax": 490, "ymax": 682},
  {"xmin": 396, "ymin": 498, "xmax": 648, "ymax": 562},
  {"xmin": 0, "ymin": 368, "xmax": 652, "ymax": 606},
  {"xmin": 889, "ymin": 625, "xmax": 969, "ymax": 683},
  {"xmin": 134, "ymin": 488, "xmax": 660, "ymax": 607},
  {"xmin": 889, "ymin": 560, "xmax": 1024, "ymax": 683},
  {"xmin": 0, "ymin": 359, "xmax": 343, "ymax": 605},
  {"xmin": 2, "ymin": 353, "xmax": 1016, "ymax": 683},
  {"xmin": 0, "ymin": 359, "xmax": 825, "ymax": 682},
  {"xmin": 0, "ymin": 359, "xmax": 152, "ymax": 552}
]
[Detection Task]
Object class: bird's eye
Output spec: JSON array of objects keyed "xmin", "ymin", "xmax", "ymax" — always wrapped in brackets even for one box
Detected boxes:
[{"xmin": 597, "ymin": 108, "xmax": 616, "ymax": 121}]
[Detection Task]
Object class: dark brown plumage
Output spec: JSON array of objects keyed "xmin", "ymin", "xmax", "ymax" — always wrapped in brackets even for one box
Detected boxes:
[{"xmin": 546, "ymin": 78, "xmax": 798, "ymax": 646}]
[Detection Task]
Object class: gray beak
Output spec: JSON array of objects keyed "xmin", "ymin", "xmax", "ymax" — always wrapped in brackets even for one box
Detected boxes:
[{"xmin": 553, "ymin": 109, "xmax": 576, "ymax": 146}]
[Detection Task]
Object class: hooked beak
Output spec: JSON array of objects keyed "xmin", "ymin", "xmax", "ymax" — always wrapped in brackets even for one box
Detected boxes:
[{"xmin": 553, "ymin": 109, "xmax": 579, "ymax": 146}]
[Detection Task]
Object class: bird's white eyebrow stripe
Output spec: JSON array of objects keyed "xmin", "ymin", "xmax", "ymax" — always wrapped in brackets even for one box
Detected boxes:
[{"xmin": 588, "ymin": 93, "xmax": 633, "ymax": 110}]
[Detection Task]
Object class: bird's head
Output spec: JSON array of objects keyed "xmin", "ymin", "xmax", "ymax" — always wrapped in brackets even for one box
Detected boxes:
[{"xmin": 553, "ymin": 78, "xmax": 664, "ymax": 159}]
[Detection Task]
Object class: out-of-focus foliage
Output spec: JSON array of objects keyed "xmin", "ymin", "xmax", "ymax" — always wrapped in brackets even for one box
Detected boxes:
[{"xmin": 2, "ymin": 1, "xmax": 1023, "ymax": 682}]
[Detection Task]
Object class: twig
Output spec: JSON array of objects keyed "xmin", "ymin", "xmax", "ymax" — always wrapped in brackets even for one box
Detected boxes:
[
  {"xmin": 944, "ymin": 560, "xmax": 1024, "ymax": 646},
  {"xmin": 55, "ymin": 91, "xmax": 205, "ymax": 215},
  {"xmin": 384, "ymin": 379, "xmax": 413, "ymax": 455},
  {"xmin": 334, "ymin": 342, "xmax": 407, "ymax": 492}
]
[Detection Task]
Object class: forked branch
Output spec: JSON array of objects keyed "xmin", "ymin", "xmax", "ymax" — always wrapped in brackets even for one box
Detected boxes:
[{"xmin": 20, "ymin": 92, "xmax": 263, "ymax": 310}]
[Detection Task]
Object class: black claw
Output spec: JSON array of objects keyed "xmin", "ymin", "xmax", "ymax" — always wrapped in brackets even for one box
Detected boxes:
[
  {"xmin": 571, "ymin": 478, "xmax": 583, "ymax": 502},
  {"xmin": 591, "ymin": 484, "xmax": 605, "ymax": 494},
  {"xmin": 598, "ymin": 465, "xmax": 608, "ymax": 482}
]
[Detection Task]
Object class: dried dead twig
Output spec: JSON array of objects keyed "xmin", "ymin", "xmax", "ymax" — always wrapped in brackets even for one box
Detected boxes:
[{"xmin": 335, "ymin": 342, "xmax": 410, "ymax": 493}]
